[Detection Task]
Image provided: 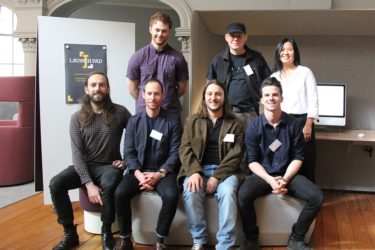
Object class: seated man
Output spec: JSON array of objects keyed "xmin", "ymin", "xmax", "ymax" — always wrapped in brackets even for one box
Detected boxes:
[
  {"xmin": 114, "ymin": 79, "xmax": 182, "ymax": 250},
  {"xmin": 238, "ymin": 77, "xmax": 324, "ymax": 250},
  {"xmin": 178, "ymin": 80, "xmax": 244, "ymax": 250},
  {"xmin": 49, "ymin": 72, "xmax": 131, "ymax": 250}
]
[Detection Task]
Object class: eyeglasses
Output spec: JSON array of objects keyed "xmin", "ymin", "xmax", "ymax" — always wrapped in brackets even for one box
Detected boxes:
[{"xmin": 228, "ymin": 33, "xmax": 245, "ymax": 39}]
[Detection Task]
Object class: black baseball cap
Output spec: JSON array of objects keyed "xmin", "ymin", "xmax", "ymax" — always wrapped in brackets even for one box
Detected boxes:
[{"xmin": 226, "ymin": 22, "xmax": 246, "ymax": 34}]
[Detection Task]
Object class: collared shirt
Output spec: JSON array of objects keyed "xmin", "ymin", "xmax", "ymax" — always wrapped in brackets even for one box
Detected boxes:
[
  {"xmin": 201, "ymin": 117, "xmax": 223, "ymax": 165},
  {"xmin": 271, "ymin": 65, "xmax": 319, "ymax": 119},
  {"xmin": 126, "ymin": 43, "xmax": 189, "ymax": 114},
  {"xmin": 245, "ymin": 112, "xmax": 304, "ymax": 175}
]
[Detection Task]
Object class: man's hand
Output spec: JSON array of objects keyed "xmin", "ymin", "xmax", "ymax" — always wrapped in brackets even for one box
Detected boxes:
[
  {"xmin": 134, "ymin": 170, "xmax": 154, "ymax": 191},
  {"xmin": 206, "ymin": 176, "xmax": 219, "ymax": 194},
  {"xmin": 85, "ymin": 181, "xmax": 103, "ymax": 206},
  {"xmin": 112, "ymin": 160, "xmax": 125, "ymax": 169},
  {"xmin": 270, "ymin": 176, "xmax": 288, "ymax": 194},
  {"xmin": 143, "ymin": 172, "xmax": 162, "ymax": 187},
  {"xmin": 187, "ymin": 173, "xmax": 203, "ymax": 193}
]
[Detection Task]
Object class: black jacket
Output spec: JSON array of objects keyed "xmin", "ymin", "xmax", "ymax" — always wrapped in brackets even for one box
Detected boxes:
[
  {"xmin": 123, "ymin": 108, "xmax": 182, "ymax": 174},
  {"xmin": 207, "ymin": 45, "xmax": 271, "ymax": 114}
]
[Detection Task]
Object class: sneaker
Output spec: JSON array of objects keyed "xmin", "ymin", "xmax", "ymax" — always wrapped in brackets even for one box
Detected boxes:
[
  {"xmin": 239, "ymin": 239, "xmax": 259, "ymax": 250},
  {"xmin": 191, "ymin": 243, "xmax": 205, "ymax": 250},
  {"xmin": 287, "ymin": 238, "xmax": 313, "ymax": 250}
]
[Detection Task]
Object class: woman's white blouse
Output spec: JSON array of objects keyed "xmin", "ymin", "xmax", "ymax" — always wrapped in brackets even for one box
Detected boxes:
[{"xmin": 271, "ymin": 65, "xmax": 319, "ymax": 119}]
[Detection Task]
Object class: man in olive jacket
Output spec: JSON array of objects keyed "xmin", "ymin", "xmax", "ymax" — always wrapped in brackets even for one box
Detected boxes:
[{"xmin": 178, "ymin": 80, "xmax": 244, "ymax": 250}]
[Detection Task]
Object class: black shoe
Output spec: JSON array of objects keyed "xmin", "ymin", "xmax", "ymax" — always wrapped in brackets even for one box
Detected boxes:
[
  {"xmin": 239, "ymin": 239, "xmax": 259, "ymax": 250},
  {"xmin": 287, "ymin": 238, "xmax": 313, "ymax": 250},
  {"xmin": 114, "ymin": 238, "xmax": 133, "ymax": 250},
  {"xmin": 52, "ymin": 229, "xmax": 79, "ymax": 250},
  {"xmin": 102, "ymin": 231, "xmax": 116, "ymax": 250}
]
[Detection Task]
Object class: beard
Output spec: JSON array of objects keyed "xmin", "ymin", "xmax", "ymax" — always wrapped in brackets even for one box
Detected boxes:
[
  {"xmin": 207, "ymin": 103, "xmax": 223, "ymax": 113},
  {"xmin": 89, "ymin": 92, "xmax": 110, "ymax": 105}
]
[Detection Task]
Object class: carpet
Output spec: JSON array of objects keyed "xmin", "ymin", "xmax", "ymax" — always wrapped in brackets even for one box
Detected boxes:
[{"xmin": 0, "ymin": 182, "xmax": 39, "ymax": 208}]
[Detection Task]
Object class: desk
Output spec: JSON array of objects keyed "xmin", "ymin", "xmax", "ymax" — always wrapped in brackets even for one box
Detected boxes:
[
  {"xmin": 316, "ymin": 129, "xmax": 375, "ymax": 143},
  {"xmin": 315, "ymin": 129, "xmax": 375, "ymax": 192}
]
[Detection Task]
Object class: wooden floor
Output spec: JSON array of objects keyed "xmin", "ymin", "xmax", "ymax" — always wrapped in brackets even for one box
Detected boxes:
[{"xmin": 0, "ymin": 191, "xmax": 375, "ymax": 250}]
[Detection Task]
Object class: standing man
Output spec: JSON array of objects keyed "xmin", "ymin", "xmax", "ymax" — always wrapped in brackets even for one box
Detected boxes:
[
  {"xmin": 238, "ymin": 77, "xmax": 324, "ymax": 250},
  {"xmin": 207, "ymin": 22, "xmax": 271, "ymax": 124},
  {"xmin": 49, "ymin": 72, "xmax": 131, "ymax": 250},
  {"xmin": 127, "ymin": 12, "xmax": 189, "ymax": 115},
  {"xmin": 178, "ymin": 80, "xmax": 244, "ymax": 250},
  {"xmin": 114, "ymin": 79, "xmax": 182, "ymax": 250}
]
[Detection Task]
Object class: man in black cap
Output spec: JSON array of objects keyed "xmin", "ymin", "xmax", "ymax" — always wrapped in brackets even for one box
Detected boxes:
[
  {"xmin": 207, "ymin": 22, "xmax": 271, "ymax": 174},
  {"xmin": 207, "ymin": 22, "xmax": 271, "ymax": 125}
]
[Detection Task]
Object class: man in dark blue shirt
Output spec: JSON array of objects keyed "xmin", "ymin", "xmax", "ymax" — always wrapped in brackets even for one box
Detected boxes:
[
  {"xmin": 114, "ymin": 79, "xmax": 182, "ymax": 250},
  {"xmin": 238, "ymin": 77, "xmax": 324, "ymax": 250}
]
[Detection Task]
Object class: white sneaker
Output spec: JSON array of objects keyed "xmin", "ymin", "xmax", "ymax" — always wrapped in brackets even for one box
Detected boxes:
[{"xmin": 191, "ymin": 243, "xmax": 205, "ymax": 250}]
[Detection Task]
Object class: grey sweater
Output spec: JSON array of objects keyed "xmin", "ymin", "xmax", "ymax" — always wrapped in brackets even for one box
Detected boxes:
[{"xmin": 69, "ymin": 104, "xmax": 131, "ymax": 184}]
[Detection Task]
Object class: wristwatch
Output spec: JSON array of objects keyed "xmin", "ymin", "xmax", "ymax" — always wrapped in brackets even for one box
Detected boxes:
[{"xmin": 159, "ymin": 169, "xmax": 167, "ymax": 178}]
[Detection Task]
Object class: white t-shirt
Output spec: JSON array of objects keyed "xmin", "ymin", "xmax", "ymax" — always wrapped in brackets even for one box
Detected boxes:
[{"xmin": 271, "ymin": 65, "xmax": 319, "ymax": 119}]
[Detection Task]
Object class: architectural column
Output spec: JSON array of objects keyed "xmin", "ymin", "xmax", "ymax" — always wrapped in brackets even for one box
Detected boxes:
[
  {"xmin": 175, "ymin": 26, "xmax": 191, "ymax": 118},
  {"xmin": 12, "ymin": 0, "xmax": 46, "ymax": 76},
  {"xmin": 18, "ymin": 37, "xmax": 37, "ymax": 76}
]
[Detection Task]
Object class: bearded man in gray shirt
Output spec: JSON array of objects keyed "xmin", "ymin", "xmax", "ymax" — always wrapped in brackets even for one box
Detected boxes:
[{"xmin": 49, "ymin": 72, "xmax": 131, "ymax": 250}]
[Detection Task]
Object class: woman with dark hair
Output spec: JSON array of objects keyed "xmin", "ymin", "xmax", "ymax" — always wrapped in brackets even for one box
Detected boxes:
[{"xmin": 271, "ymin": 38, "xmax": 319, "ymax": 182}]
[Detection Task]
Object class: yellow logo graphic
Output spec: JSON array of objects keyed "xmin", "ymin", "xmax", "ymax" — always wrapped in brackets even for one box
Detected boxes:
[
  {"xmin": 67, "ymin": 95, "xmax": 74, "ymax": 103},
  {"xmin": 79, "ymin": 51, "xmax": 92, "ymax": 69}
]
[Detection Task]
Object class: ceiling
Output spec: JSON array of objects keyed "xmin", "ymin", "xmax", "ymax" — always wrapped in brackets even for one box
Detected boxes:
[
  {"xmin": 199, "ymin": 10, "xmax": 375, "ymax": 36},
  {"xmin": 97, "ymin": 0, "xmax": 171, "ymax": 9},
  {"xmin": 98, "ymin": 1, "xmax": 375, "ymax": 36}
]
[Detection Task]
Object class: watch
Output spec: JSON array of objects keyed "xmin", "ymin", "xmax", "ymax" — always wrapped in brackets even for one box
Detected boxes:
[{"xmin": 159, "ymin": 169, "xmax": 166, "ymax": 178}]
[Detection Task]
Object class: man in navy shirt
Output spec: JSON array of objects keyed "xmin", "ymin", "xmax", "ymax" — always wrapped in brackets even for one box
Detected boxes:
[
  {"xmin": 114, "ymin": 79, "xmax": 182, "ymax": 250},
  {"xmin": 238, "ymin": 77, "xmax": 323, "ymax": 250}
]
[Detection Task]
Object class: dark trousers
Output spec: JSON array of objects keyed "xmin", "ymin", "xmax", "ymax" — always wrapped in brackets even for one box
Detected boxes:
[
  {"xmin": 291, "ymin": 114, "xmax": 317, "ymax": 182},
  {"xmin": 49, "ymin": 164, "xmax": 123, "ymax": 227},
  {"xmin": 238, "ymin": 174, "xmax": 324, "ymax": 241},
  {"xmin": 115, "ymin": 172, "xmax": 179, "ymax": 238},
  {"xmin": 233, "ymin": 110, "xmax": 258, "ymax": 175}
]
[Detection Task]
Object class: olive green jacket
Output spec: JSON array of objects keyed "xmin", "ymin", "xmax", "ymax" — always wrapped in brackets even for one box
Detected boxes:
[{"xmin": 178, "ymin": 113, "xmax": 244, "ymax": 184}]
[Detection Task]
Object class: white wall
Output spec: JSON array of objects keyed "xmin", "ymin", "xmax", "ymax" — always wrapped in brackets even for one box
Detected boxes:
[
  {"xmin": 69, "ymin": 4, "xmax": 181, "ymax": 51},
  {"xmin": 38, "ymin": 16, "xmax": 135, "ymax": 204},
  {"xmin": 190, "ymin": 12, "xmax": 224, "ymax": 113}
]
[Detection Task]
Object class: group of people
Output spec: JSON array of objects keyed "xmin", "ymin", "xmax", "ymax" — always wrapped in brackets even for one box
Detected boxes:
[{"xmin": 49, "ymin": 12, "xmax": 324, "ymax": 250}]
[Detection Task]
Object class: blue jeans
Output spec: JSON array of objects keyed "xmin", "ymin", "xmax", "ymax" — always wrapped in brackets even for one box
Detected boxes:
[
  {"xmin": 182, "ymin": 165, "xmax": 240, "ymax": 250},
  {"xmin": 238, "ymin": 174, "xmax": 324, "ymax": 241}
]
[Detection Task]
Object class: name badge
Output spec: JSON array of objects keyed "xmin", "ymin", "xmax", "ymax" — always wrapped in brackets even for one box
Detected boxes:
[
  {"xmin": 243, "ymin": 64, "xmax": 254, "ymax": 76},
  {"xmin": 223, "ymin": 133, "xmax": 235, "ymax": 143},
  {"xmin": 150, "ymin": 129, "xmax": 163, "ymax": 141},
  {"xmin": 269, "ymin": 139, "xmax": 282, "ymax": 152}
]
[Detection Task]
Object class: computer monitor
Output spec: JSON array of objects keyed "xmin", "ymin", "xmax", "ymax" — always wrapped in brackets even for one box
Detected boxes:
[{"xmin": 315, "ymin": 83, "xmax": 346, "ymax": 127}]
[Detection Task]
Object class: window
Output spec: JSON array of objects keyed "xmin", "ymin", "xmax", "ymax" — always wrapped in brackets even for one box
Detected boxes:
[{"xmin": 0, "ymin": 5, "xmax": 24, "ymax": 76}]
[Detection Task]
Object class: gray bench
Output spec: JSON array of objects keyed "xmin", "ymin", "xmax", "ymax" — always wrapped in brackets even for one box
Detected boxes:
[{"xmin": 131, "ymin": 192, "xmax": 315, "ymax": 246}]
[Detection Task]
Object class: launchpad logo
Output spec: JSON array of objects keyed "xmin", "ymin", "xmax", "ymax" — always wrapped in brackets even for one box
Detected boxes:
[
  {"xmin": 64, "ymin": 44, "xmax": 107, "ymax": 103},
  {"xmin": 67, "ymin": 49, "xmax": 105, "ymax": 69}
]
